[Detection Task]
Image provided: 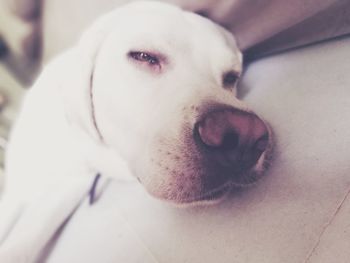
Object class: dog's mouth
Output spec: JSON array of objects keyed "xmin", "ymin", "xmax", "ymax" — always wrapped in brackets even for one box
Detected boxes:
[
  {"xmin": 196, "ymin": 185, "xmax": 231, "ymax": 202},
  {"xmin": 173, "ymin": 183, "xmax": 232, "ymax": 205}
]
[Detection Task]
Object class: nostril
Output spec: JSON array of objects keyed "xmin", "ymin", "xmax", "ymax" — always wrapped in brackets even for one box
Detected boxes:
[
  {"xmin": 196, "ymin": 120, "xmax": 225, "ymax": 147},
  {"xmin": 254, "ymin": 134, "xmax": 269, "ymax": 153},
  {"xmin": 196, "ymin": 117, "xmax": 240, "ymax": 151},
  {"xmin": 220, "ymin": 132, "xmax": 239, "ymax": 150}
]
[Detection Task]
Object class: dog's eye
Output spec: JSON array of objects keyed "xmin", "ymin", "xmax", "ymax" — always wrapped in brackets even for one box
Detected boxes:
[
  {"xmin": 223, "ymin": 71, "xmax": 239, "ymax": 87},
  {"xmin": 129, "ymin": 51, "xmax": 160, "ymax": 66}
]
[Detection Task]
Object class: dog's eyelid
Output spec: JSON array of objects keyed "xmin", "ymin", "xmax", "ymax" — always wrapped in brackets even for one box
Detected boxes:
[
  {"xmin": 128, "ymin": 51, "xmax": 164, "ymax": 66},
  {"xmin": 222, "ymin": 71, "xmax": 240, "ymax": 88}
]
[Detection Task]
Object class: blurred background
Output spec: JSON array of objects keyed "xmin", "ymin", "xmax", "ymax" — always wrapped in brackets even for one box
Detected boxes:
[{"xmin": 0, "ymin": 0, "xmax": 349, "ymax": 191}]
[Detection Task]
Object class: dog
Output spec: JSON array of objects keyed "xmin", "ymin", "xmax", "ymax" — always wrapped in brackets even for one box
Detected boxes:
[{"xmin": 0, "ymin": 1, "xmax": 272, "ymax": 261}]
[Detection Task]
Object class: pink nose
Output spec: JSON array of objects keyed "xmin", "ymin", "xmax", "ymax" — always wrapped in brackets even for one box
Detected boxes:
[{"xmin": 196, "ymin": 109, "xmax": 269, "ymax": 171}]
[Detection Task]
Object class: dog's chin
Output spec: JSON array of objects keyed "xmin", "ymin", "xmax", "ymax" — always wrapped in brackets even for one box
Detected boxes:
[
  {"xmin": 165, "ymin": 185, "xmax": 231, "ymax": 208},
  {"xmin": 167, "ymin": 172, "xmax": 259, "ymax": 207},
  {"xmin": 187, "ymin": 185, "xmax": 232, "ymax": 206}
]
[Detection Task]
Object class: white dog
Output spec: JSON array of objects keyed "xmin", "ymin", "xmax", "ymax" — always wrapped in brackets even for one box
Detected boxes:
[{"xmin": 0, "ymin": 1, "xmax": 272, "ymax": 262}]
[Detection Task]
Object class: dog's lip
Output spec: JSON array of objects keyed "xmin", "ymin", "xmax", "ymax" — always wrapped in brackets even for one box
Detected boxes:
[
  {"xmin": 181, "ymin": 183, "xmax": 231, "ymax": 204},
  {"xmin": 200, "ymin": 186, "xmax": 229, "ymax": 201}
]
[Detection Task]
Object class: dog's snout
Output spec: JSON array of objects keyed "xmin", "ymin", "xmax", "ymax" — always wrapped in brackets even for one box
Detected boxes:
[{"xmin": 196, "ymin": 109, "xmax": 269, "ymax": 170}]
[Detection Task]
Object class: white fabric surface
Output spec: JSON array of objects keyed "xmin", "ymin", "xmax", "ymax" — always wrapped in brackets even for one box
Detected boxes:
[{"xmin": 38, "ymin": 36, "xmax": 350, "ymax": 262}]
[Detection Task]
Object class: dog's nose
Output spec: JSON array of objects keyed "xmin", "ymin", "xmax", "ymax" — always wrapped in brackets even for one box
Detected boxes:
[{"xmin": 196, "ymin": 109, "xmax": 269, "ymax": 171}]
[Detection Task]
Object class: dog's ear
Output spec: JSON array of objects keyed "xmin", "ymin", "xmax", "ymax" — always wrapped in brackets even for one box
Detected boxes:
[{"xmin": 58, "ymin": 12, "xmax": 119, "ymax": 142}]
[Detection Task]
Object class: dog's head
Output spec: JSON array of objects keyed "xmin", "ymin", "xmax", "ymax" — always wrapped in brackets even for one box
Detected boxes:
[{"xmin": 64, "ymin": 1, "xmax": 273, "ymax": 205}]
